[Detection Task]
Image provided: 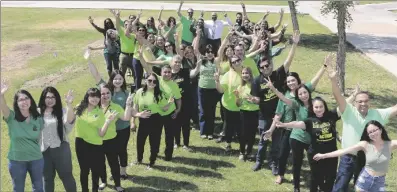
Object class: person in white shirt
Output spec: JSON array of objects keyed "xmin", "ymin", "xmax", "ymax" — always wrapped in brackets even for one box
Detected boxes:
[{"xmin": 203, "ymin": 12, "xmax": 233, "ymax": 56}]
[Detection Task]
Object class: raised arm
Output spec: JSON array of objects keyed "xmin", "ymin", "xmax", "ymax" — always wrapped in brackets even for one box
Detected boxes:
[
  {"xmin": 64, "ymin": 90, "xmax": 76, "ymax": 124},
  {"xmin": 119, "ymin": 93, "xmax": 133, "ymax": 121},
  {"xmin": 0, "ymin": 80, "xmax": 11, "ymax": 119},
  {"xmin": 346, "ymin": 84, "xmax": 360, "ymax": 104},
  {"xmin": 138, "ymin": 49, "xmax": 154, "ymax": 74},
  {"xmin": 327, "ymin": 53, "xmax": 347, "ymax": 114},
  {"xmin": 266, "ymin": 77, "xmax": 293, "ymax": 106},
  {"xmin": 241, "ymin": 2, "xmax": 249, "ymax": 21},
  {"xmin": 130, "ymin": 10, "xmax": 142, "ymax": 32},
  {"xmin": 177, "ymin": 1, "xmax": 184, "ymax": 18},
  {"xmin": 314, "ymin": 141, "xmax": 366, "ymax": 161},
  {"xmin": 216, "ymin": 31, "xmax": 233, "ymax": 63},
  {"xmin": 88, "ymin": 16, "xmax": 106, "ymax": 34},
  {"xmin": 190, "ymin": 59, "xmax": 202, "ymax": 78},
  {"xmin": 214, "ymin": 71, "xmax": 223, "ymax": 93},
  {"xmin": 110, "ymin": 9, "xmax": 122, "ymax": 31},
  {"xmin": 163, "ymin": 25, "xmax": 176, "ymax": 41},
  {"xmin": 246, "ymin": 42, "xmax": 266, "ymax": 58},
  {"xmin": 193, "ymin": 29, "xmax": 202, "ymax": 56},
  {"xmin": 390, "ymin": 104, "xmax": 397, "ymax": 118},
  {"xmin": 98, "ymin": 111, "xmax": 117, "ymax": 137},
  {"xmin": 273, "ymin": 9, "xmax": 284, "ymax": 31},
  {"xmin": 157, "ymin": 6, "xmax": 165, "ymax": 26},
  {"xmin": 311, "ymin": 54, "xmax": 331, "ymax": 89},
  {"xmin": 234, "ymin": 30, "xmax": 253, "ymax": 40},
  {"xmin": 174, "ymin": 34, "xmax": 183, "ymax": 56},
  {"xmin": 283, "ymin": 30, "xmax": 300, "ymax": 73},
  {"xmin": 222, "ymin": 12, "xmax": 233, "ymax": 26},
  {"xmin": 87, "ymin": 59, "xmax": 103, "ymax": 85},
  {"xmin": 257, "ymin": 11, "xmax": 270, "ymax": 25}
]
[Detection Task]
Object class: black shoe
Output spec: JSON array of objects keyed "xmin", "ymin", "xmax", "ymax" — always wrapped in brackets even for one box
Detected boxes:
[
  {"xmin": 120, "ymin": 174, "xmax": 128, "ymax": 180},
  {"xmin": 271, "ymin": 165, "xmax": 279, "ymax": 176},
  {"xmin": 294, "ymin": 188, "xmax": 300, "ymax": 192},
  {"xmin": 215, "ymin": 137, "xmax": 224, "ymax": 143},
  {"xmin": 164, "ymin": 156, "xmax": 172, "ymax": 161},
  {"xmin": 252, "ymin": 162, "xmax": 262, "ymax": 171}
]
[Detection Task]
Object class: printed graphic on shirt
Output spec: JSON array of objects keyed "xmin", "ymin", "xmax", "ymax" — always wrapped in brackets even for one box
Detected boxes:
[{"xmin": 312, "ymin": 122, "xmax": 334, "ymax": 142}]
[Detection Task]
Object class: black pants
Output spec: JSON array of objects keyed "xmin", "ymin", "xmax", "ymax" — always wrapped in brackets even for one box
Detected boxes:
[
  {"xmin": 239, "ymin": 110, "xmax": 258, "ymax": 155},
  {"xmin": 75, "ymin": 138, "xmax": 104, "ymax": 192},
  {"xmin": 308, "ymin": 153, "xmax": 338, "ymax": 192},
  {"xmin": 162, "ymin": 113, "xmax": 177, "ymax": 159},
  {"xmin": 290, "ymin": 138, "xmax": 310, "ymax": 190},
  {"xmin": 116, "ymin": 127, "xmax": 130, "ymax": 167},
  {"xmin": 136, "ymin": 114, "xmax": 162, "ymax": 164},
  {"xmin": 198, "ymin": 88, "xmax": 219, "ymax": 136},
  {"xmin": 223, "ymin": 109, "xmax": 241, "ymax": 144},
  {"xmin": 207, "ymin": 38, "xmax": 221, "ymax": 57},
  {"xmin": 175, "ymin": 96, "xmax": 191, "ymax": 146},
  {"xmin": 100, "ymin": 138, "xmax": 121, "ymax": 187},
  {"xmin": 277, "ymin": 129, "xmax": 292, "ymax": 176}
]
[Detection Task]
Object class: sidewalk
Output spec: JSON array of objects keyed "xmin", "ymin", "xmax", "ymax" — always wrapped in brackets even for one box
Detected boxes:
[
  {"xmin": 298, "ymin": 1, "xmax": 397, "ymax": 78},
  {"xmin": 2, "ymin": 1, "xmax": 397, "ymax": 78}
]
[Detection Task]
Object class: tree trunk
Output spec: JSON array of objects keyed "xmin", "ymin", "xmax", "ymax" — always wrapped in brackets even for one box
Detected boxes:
[
  {"xmin": 336, "ymin": 2, "xmax": 346, "ymax": 95},
  {"xmin": 288, "ymin": 1, "xmax": 300, "ymax": 31}
]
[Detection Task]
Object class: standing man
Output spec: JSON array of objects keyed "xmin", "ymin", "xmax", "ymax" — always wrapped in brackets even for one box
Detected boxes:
[
  {"xmin": 177, "ymin": 1, "xmax": 196, "ymax": 46},
  {"xmin": 327, "ymin": 60, "xmax": 397, "ymax": 192},
  {"xmin": 203, "ymin": 12, "xmax": 233, "ymax": 56}
]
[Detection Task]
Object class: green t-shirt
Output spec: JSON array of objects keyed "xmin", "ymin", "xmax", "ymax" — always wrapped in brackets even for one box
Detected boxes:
[
  {"xmin": 220, "ymin": 71, "xmax": 241, "ymax": 112},
  {"xmin": 97, "ymin": 79, "xmax": 130, "ymax": 130},
  {"xmin": 289, "ymin": 100, "xmax": 311, "ymax": 144},
  {"xmin": 237, "ymin": 84, "xmax": 259, "ymax": 111},
  {"xmin": 340, "ymin": 103, "xmax": 392, "ymax": 155},
  {"xmin": 164, "ymin": 23, "xmax": 181, "ymax": 44},
  {"xmin": 75, "ymin": 107, "xmax": 105, "ymax": 145},
  {"xmin": 117, "ymin": 27, "xmax": 136, "ymax": 53},
  {"xmin": 243, "ymin": 57, "xmax": 260, "ymax": 78},
  {"xmin": 133, "ymin": 41, "xmax": 141, "ymax": 60},
  {"xmin": 199, "ymin": 61, "xmax": 217, "ymax": 89},
  {"xmin": 134, "ymin": 88, "xmax": 166, "ymax": 114},
  {"xmin": 157, "ymin": 54, "xmax": 173, "ymax": 64},
  {"xmin": 153, "ymin": 46, "xmax": 165, "ymax": 58},
  {"xmin": 275, "ymin": 83, "xmax": 314, "ymax": 131},
  {"xmin": 4, "ymin": 110, "xmax": 44, "ymax": 161},
  {"xmin": 102, "ymin": 102, "xmax": 125, "ymax": 140},
  {"xmin": 156, "ymin": 74, "xmax": 182, "ymax": 116},
  {"xmin": 180, "ymin": 16, "xmax": 195, "ymax": 43},
  {"xmin": 219, "ymin": 61, "xmax": 230, "ymax": 76}
]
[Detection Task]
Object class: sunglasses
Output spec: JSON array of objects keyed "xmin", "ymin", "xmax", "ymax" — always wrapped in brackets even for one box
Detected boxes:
[
  {"xmin": 261, "ymin": 64, "xmax": 270, "ymax": 68},
  {"xmin": 206, "ymin": 50, "xmax": 214, "ymax": 54},
  {"xmin": 147, "ymin": 79, "xmax": 157, "ymax": 84},
  {"xmin": 165, "ymin": 44, "xmax": 172, "ymax": 47},
  {"xmin": 138, "ymin": 29, "xmax": 145, "ymax": 32}
]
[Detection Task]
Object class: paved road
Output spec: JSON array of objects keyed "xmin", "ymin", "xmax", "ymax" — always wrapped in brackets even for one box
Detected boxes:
[{"xmin": 2, "ymin": 1, "xmax": 397, "ymax": 78}]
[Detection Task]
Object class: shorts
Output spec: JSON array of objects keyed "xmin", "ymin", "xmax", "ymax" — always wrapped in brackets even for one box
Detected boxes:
[{"xmin": 355, "ymin": 169, "xmax": 386, "ymax": 192}]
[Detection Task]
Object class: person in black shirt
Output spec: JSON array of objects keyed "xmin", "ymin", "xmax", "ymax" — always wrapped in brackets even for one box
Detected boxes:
[
  {"xmin": 250, "ymin": 30, "xmax": 300, "ymax": 172},
  {"xmin": 275, "ymin": 97, "xmax": 340, "ymax": 192}
]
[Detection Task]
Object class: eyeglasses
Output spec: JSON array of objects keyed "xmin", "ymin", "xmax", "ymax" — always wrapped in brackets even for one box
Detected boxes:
[
  {"xmin": 231, "ymin": 59, "xmax": 242, "ymax": 64},
  {"xmin": 255, "ymin": 28, "xmax": 260, "ymax": 31},
  {"xmin": 165, "ymin": 44, "xmax": 172, "ymax": 47},
  {"xmin": 261, "ymin": 64, "xmax": 270, "ymax": 68},
  {"xmin": 368, "ymin": 128, "xmax": 379, "ymax": 135},
  {"xmin": 206, "ymin": 50, "xmax": 213, "ymax": 54},
  {"xmin": 147, "ymin": 79, "xmax": 157, "ymax": 84},
  {"xmin": 138, "ymin": 29, "xmax": 145, "ymax": 32}
]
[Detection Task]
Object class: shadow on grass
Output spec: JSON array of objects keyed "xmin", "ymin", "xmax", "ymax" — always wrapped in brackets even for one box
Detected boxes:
[
  {"xmin": 155, "ymin": 164, "xmax": 224, "ymax": 179},
  {"xmin": 171, "ymin": 156, "xmax": 236, "ymax": 170},
  {"xmin": 298, "ymin": 33, "xmax": 359, "ymax": 53},
  {"xmin": 129, "ymin": 175, "xmax": 198, "ymax": 191},
  {"xmin": 190, "ymin": 146, "xmax": 240, "ymax": 157},
  {"xmin": 108, "ymin": 185, "xmax": 160, "ymax": 192}
]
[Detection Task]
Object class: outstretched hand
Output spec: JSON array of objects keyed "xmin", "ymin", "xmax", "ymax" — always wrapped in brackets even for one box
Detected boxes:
[
  {"xmin": 64, "ymin": 90, "xmax": 74, "ymax": 105},
  {"xmin": 0, "ymin": 79, "xmax": 9, "ymax": 95}
]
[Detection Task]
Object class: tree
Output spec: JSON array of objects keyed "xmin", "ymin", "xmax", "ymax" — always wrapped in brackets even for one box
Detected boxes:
[
  {"xmin": 288, "ymin": 1, "xmax": 300, "ymax": 31},
  {"xmin": 321, "ymin": 1, "xmax": 354, "ymax": 94}
]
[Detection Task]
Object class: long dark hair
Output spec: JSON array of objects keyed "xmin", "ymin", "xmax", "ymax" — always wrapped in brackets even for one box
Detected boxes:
[
  {"xmin": 308, "ymin": 96, "xmax": 330, "ymax": 118},
  {"xmin": 75, "ymin": 88, "xmax": 101, "ymax": 116},
  {"xmin": 13, "ymin": 90, "xmax": 40, "ymax": 122},
  {"xmin": 202, "ymin": 44, "xmax": 215, "ymax": 66},
  {"xmin": 294, "ymin": 84, "xmax": 313, "ymax": 109},
  {"xmin": 108, "ymin": 70, "xmax": 127, "ymax": 94},
  {"xmin": 283, "ymin": 72, "xmax": 302, "ymax": 93},
  {"xmin": 361, "ymin": 120, "xmax": 391, "ymax": 142},
  {"xmin": 38, "ymin": 86, "xmax": 64, "ymax": 141},
  {"xmin": 104, "ymin": 18, "xmax": 115, "ymax": 31},
  {"xmin": 142, "ymin": 73, "xmax": 163, "ymax": 103},
  {"xmin": 167, "ymin": 16, "xmax": 177, "ymax": 27},
  {"xmin": 223, "ymin": 44, "xmax": 235, "ymax": 62},
  {"xmin": 241, "ymin": 67, "xmax": 253, "ymax": 86}
]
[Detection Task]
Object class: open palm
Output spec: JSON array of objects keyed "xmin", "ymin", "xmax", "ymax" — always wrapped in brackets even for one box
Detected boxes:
[{"xmin": 0, "ymin": 80, "xmax": 9, "ymax": 95}]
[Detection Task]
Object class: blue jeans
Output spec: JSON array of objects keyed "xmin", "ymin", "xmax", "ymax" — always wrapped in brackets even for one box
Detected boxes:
[
  {"xmin": 255, "ymin": 117, "xmax": 282, "ymax": 165},
  {"xmin": 9, "ymin": 158, "xmax": 44, "ymax": 192},
  {"xmin": 355, "ymin": 169, "xmax": 386, "ymax": 191},
  {"xmin": 104, "ymin": 52, "xmax": 120, "ymax": 73},
  {"xmin": 132, "ymin": 58, "xmax": 144, "ymax": 90},
  {"xmin": 190, "ymin": 82, "xmax": 199, "ymax": 125},
  {"xmin": 332, "ymin": 154, "xmax": 364, "ymax": 192}
]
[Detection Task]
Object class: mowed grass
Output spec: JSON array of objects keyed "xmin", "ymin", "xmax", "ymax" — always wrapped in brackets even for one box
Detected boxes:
[{"xmin": 2, "ymin": 8, "xmax": 397, "ymax": 192}]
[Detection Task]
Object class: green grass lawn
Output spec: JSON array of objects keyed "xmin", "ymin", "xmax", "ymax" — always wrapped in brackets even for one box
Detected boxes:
[
  {"xmin": 390, "ymin": 10, "xmax": 397, "ymax": 13},
  {"xmin": 359, "ymin": 1, "xmax": 393, "ymax": 4},
  {"xmin": 2, "ymin": 8, "xmax": 397, "ymax": 192}
]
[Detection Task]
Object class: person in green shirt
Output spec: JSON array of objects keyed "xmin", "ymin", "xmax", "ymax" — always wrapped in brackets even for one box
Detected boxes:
[
  {"xmin": 147, "ymin": 40, "xmax": 176, "ymax": 75},
  {"xmin": 158, "ymin": 6, "xmax": 180, "ymax": 44},
  {"xmin": 215, "ymin": 55, "xmax": 243, "ymax": 151},
  {"xmin": 177, "ymin": 1, "xmax": 197, "ymax": 46},
  {"xmin": 234, "ymin": 67, "xmax": 260, "ymax": 161},
  {"xmin": 74, "ymin": 88, "xmax": 118, "ymax": 192},
  {"xmin": 266, "ymin": 79, "xmax": 315, "ymax": 192},
  {"xmin": 146, "ymin": 17, "xmax": 158, "ymax": 35},
  {"xmin": 1, "ymin": 82, "xmax": 45, "ymax": 192},
  {"xmin": 132, "ymin": 73, "xmax": 171, "ymax": 169}
]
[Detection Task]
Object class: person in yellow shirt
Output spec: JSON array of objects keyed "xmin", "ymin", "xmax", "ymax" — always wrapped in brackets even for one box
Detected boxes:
[{"xmin": 74, "ymin": 88, "xmax": 118, "ymax": 192}]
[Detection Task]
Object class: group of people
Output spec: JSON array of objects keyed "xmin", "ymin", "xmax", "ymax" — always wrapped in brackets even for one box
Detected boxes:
[{"xmin": 2, "ymin": 1, "xmax": 397, "ymax": 192}]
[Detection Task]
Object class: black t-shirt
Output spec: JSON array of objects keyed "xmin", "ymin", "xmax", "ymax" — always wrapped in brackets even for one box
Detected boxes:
[
  {"xmin": 171, "ymin": 68, "xmax": 191, "ymax": 99},
  {"xmin": 251, "ymin": 65, "xmax": 287, "ymax": 118},
  {"xmin": 182, "ymin": 57, "xmax": 198, "ymax": 84},
  {"xmin": 303, "ymin": 110, "xmax": 340, "ymax": 154},
  {"xmin": 267, "ymin": 27, "xmax": 275, "ymax": 34}
]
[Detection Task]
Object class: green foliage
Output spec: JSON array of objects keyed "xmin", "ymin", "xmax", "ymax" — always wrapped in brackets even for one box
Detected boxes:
[{"xmin": 320, "ymin": 1, "xmax": 355, "ymax": 24}]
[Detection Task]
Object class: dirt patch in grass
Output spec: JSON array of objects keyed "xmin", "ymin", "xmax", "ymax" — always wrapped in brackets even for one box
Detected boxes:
[
  {"xmin": 21, "ymin": 65, "xmax": 87, "ymax": 89},
  {"xmin": 35, "ymin": 17, "xmax": 106, "ymax": 30},
  {"xmin": 1, "ymin": 40, "xmax": 45, "ymax": 71}
]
